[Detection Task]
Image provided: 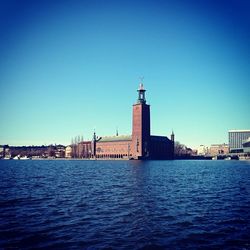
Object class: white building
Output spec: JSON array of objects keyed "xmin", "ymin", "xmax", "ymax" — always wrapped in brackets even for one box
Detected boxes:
[
  {"xmin": 65, "ymin": 146, "xmax": 72, "ymax": 158},
  {"xmin": 197, "ymin": 145, "xmax": 208, "ymax": 155}
]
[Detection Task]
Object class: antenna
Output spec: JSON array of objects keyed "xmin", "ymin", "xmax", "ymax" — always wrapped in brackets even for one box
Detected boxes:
[{"xmin": 139, "ymin": 76, "xmax": 144, "ymax": 83}]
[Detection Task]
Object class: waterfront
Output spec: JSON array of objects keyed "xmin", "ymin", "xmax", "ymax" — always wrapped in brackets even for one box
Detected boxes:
[{"xmin": 0, "ymin": 160, "xmax": 249, "ymax": 249}]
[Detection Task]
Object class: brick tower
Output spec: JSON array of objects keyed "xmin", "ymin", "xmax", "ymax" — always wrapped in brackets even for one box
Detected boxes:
[{"xmin": 132, "ymin": 83, "xmax": 151, "ymax": 159}]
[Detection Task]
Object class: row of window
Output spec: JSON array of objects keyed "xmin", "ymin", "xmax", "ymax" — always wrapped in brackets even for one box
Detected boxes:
[
  {"xmin": 96, "ymin": 154, "xmax": 133, "ymax": 159},
  {"xmin": 96, "ymin": 146, "xmax": 130, "ymax": 153},
  {"xmin": 229, "ymin": 132, "xmax": 250, "ymax": 149}
]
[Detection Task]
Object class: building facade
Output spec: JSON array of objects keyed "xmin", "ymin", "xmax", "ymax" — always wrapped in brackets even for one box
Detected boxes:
[
  {"xmin": 242, "ymin": 138, "xmax": 250, "ymax": 154},
  {"xmin": 197, "ymin": 145, "xmax": 209, "ymax": 156},
  {"xmin": 78, "ymin": 83, "xmax": 174, "ymax": 160},
  {"xmin": 0, "ymin": 145, "xmax": 10, "ymax": 159},
  {"xmin": 95, "ymin": 135, "xmax": 132, "ymax": 159},
  {"xmin": 209, "ymin": 143, "xmax": 229, "ymax": 156},
  {"xmin": 65, "ymin": 146, "xmax": 72, "ymax": 158},
  {"xmin": 228, "ymin": 130, "xmax": 250, "ymax": 153}
]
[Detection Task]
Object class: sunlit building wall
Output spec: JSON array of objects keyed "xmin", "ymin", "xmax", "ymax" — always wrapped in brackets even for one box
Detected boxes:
[{"xmin": 242, "ymin": 138, "xmax": 250, "ymax": 153}]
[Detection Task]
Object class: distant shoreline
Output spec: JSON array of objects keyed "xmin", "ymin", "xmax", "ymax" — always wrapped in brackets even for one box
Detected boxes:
[{"xmin": 1, "ymin": 157, "xmax": 249, "ymax": 161}]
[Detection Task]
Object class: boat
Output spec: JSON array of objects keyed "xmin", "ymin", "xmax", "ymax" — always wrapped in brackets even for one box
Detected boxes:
[
  {"xmin": 3, "ymin": 157, "xmax": 11, "ymax": 160},
  {"xmin": 20, "ymin": 156, "xmax": 30, "ymax": 160}
]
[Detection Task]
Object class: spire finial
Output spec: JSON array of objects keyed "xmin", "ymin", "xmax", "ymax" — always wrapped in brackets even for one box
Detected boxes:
[
  {"xmin": 171, "ymin": 130, "xmax": 175, "ymax": 141},
  {"xmin": 139, "ymin": 76, "xmax": 144, "ymax": 83},
  {"xmin": 139, "ymin": 76, "xmax": 144, "ymax": 90}
]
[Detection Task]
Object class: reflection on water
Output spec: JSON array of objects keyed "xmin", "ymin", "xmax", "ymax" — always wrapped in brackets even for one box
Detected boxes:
[{"xmin": 0, "ymin": 160, "xmax": 250, "ymax": 249}]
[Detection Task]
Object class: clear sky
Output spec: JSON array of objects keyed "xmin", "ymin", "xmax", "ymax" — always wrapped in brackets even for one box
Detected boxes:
[{"xmin": 0, "ymin": 0, "xmax": 249, "ymax": 148}]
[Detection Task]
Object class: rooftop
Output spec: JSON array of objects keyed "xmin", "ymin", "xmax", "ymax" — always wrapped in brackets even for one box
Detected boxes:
[
  {"xmin": 151, "ymin": 135, "xmax": 170, "ymax": 142},
  {"xmin": 98, "ymin": 135, "xmax": 132, "ymax": 142},
  {"xmin": 228, "ymin": 130, "xmax": 250, "ymax": 133}
]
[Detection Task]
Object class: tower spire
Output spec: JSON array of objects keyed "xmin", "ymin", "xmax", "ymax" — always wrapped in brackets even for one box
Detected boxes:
[{"xmin": 171, "ymin": 130, "xmax": 175, "ymax": 141}]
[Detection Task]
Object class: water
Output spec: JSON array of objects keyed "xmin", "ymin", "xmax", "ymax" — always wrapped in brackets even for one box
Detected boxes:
[{"xmin": 0, "ymin": 160, "xmax": 249, "ymax": 249}]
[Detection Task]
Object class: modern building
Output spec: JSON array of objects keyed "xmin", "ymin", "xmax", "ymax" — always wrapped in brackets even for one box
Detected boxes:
[
  {"xmin": 242, "ymin": 137, "xmax": 250, "ymax": 154},
  {"xmin": 73, "ymin": 83, "xmax": 174, "ymax": 160},
  {"xmin": 228, "ymin": 130, "xmax": 250, "ymax": 153},
  {"xmin": 209, "ymin": 143, "xmax": 229, "ymax": 156}
]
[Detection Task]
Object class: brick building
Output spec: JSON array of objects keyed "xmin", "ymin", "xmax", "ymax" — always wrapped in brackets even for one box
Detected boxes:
[
  {"xmin": 209, "ymin": 143, "xmax": 229, "ymax": 156},
  {"xmin": 78, "ymin": 83, "xmax": 174, "ymax": 160}
]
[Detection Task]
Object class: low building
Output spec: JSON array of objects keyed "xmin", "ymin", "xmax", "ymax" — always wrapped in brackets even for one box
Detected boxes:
[
  {"xmin": 0, "ymin": 145, "xmax": 5, "ymax": 158},
  {"xmin": 65, "ymin": 146, "xmax": 72, "ymax": 158},
  {"xmin": 209, "ymin": 143, "xmax": 229, "ymax": 156},
  {"xmin": 54, "ymin": 145, "xmax": 66, "ymax": 158},
  {"xmin": 0, "ymin": 145, "xmax": 10, "ymax": 158},
  {"xmin": 197, "ymin": 145, "xmax": 209, "ymax": 156}
]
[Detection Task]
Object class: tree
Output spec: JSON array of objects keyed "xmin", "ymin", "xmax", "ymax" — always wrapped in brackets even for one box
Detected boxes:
[{"xmin": 174, "ymin": 141, "xmax": 186, "ymax": 156}]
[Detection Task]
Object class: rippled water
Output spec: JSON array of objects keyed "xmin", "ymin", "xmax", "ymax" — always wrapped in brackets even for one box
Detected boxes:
[{"xmin": 0, "ymin": 160, "xmax": 250, "ymax": 249}]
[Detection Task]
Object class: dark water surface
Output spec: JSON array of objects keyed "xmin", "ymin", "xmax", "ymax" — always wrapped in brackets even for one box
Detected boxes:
[{"xmin": 0, "ymin": 160, "xmax": 250, "ymax": 249}]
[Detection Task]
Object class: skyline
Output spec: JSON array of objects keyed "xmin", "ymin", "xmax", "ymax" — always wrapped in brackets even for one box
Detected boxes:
[{"xmin": 0, "ymin": 0, "xmax": 249, "ymax": 149}]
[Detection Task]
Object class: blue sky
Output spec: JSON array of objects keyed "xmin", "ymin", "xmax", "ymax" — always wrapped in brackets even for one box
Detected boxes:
[{"xmin": 0, "ymin": 0, "xmax": 249, "ymax": 148}]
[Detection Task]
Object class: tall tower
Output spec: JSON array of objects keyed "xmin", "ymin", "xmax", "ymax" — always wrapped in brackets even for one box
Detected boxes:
[
  {"xmin": 132, "ymin": 83, "xmax": 151, "ymax": 159},
  {"xmin": 171, "ymin": 130, "xmax": 175, "ymax": 158}
]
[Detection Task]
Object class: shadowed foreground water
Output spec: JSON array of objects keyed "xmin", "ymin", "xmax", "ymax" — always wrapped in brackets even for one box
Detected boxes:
[{"xmin": 0, "ymin": 160, "xmax": 250, "ymax": 249}]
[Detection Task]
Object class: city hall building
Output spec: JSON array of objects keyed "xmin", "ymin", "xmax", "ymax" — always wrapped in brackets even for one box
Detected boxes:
[{"xmin": 78, "ymin": 84, "xmax": 174, "ymax": 160}]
